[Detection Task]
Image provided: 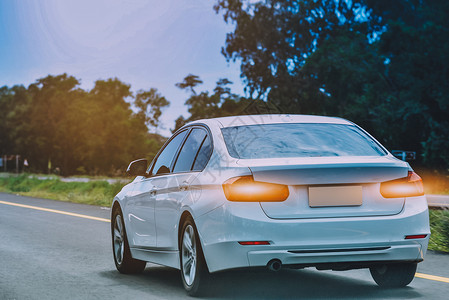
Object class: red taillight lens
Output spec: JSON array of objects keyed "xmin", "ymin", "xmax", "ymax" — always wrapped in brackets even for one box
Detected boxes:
[
  {"xmin": 238, "ymin": 241, "xmax": 271, "ymax": 245},
  {"xmin": 222, "ymin": 175, "xmax": 289, "ymax": 202},
  {"xmin": 380, "ymin": 171, "xmax": 424, "ymax": 198},
  {"xmin": 405, "ymin": 234, "xmax": 427, "ymax": 240}
]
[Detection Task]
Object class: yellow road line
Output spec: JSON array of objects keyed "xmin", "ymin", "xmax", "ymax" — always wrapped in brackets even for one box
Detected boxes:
[
  {"xmin": 0, "ymin": 200, "xmax": 110, "ymax": 223},
  {"xmin": 416, "ymin": 272, "xmax": 449, "ymax": 284}
]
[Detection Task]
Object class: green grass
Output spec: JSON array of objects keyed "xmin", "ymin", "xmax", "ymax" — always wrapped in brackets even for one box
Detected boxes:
[
  {"xmin": 0, "ymin": 174, "xmax": 126, "ymax": 207},
  {"xmin": 428, "ymin": 209, "xmax": 449, "ymax": 252}
]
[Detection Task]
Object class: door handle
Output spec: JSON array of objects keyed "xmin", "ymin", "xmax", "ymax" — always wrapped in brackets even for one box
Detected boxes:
[{"xmin": 150, "ymin": 188, "xmax": 157, "ymax": 196}]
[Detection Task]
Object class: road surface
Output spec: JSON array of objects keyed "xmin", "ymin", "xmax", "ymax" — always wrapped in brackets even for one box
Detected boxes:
[{"xmin": 1, "ymin": 192, "xmax": 449, "ymax": 299}]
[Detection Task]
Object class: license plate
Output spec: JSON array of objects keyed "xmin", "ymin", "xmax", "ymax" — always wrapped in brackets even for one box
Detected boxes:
[{"xmin": 309, "ymin": 186, "xmax": 362, "ymax": 207}]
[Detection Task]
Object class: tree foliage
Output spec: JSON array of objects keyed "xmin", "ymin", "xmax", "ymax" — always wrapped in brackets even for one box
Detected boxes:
[
  {"xmin": 135, "ymin": 88, "xmax": 169, "ymax": 132},
  {"xmin": 368, "ymin": 0, "xmax": 449, "ymax": 166},
  {"xmin": 215, "ymin": 0, "xmax": 449, "ymax": 168},
  {"xmin": 175, "ymin": 74, "xmax": 203, "ymax": 95},
  {"xmin": 172, "ymin": 74, "xmax": 276, "ymax": 132},
  {"xmin": 0, "ymin": 74, "xmax": 166, "ymax": 175}
]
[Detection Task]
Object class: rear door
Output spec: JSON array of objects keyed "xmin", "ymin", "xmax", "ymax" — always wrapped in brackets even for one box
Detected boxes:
[{"xmin": 155, "ymin": 127, "xmax": 211, "ymax": 249}]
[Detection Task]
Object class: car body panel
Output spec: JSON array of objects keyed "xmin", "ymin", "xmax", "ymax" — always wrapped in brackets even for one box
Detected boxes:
[{"xmin": 125, "ymin": 177, "xmax": 156, "ymax": 247}]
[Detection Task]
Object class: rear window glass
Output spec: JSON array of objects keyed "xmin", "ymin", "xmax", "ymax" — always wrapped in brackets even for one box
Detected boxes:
[{"xmin": 221, "ymin": 123, "xmax": 386, "ymax": 159}]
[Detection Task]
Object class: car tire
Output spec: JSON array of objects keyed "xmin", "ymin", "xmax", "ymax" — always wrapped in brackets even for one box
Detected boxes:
[
  {"xmin": 180, "ymin": 216, "xmax": 209, "ymax": 296},
  {"xmin": 370, "ymin": 263, "xmax": 417, "ymax": 287},
  {"xmin": 112, "ymin": 207, "xmax": 146, "ymax": 274}
]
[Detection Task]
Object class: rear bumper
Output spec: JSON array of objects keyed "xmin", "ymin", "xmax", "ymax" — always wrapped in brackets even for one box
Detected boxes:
[
  {"xmin": 195, "ymin": 196, "xmax": 429, "ymax": 272},
  {"xmin": 247, "ymin": 243, "xmax": 423, "ymax": 267}
]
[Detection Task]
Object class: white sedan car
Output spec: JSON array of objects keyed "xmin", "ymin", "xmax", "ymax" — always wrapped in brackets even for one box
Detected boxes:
[{"xmin": 111, "ymin": 114, "xmax": 429, "ymax": 296}]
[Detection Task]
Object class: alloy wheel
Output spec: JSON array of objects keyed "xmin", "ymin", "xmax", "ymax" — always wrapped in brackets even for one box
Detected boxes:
[
  {"xmin": 113, "ymin": 214, "xmax": 125, "ymax": 265},
  {"xmin": 181, "ymin": 224, "xmax": 197, "ymax": 286}
]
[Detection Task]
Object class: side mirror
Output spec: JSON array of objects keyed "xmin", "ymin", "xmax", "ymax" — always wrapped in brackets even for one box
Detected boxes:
[{"xmin": 126, "ymin": 158, "xmax": 148, "ymax": 176}]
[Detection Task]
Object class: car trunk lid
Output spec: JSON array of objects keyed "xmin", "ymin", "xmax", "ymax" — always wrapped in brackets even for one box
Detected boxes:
[{"xmin": 237, "ymin": 156, "xmax": 408, "ymax": 219}]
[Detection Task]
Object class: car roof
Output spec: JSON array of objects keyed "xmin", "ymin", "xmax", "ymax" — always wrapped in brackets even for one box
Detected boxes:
[{"xmin": 186, "ymin": 114, "xmax": 352, "ymax": 128}]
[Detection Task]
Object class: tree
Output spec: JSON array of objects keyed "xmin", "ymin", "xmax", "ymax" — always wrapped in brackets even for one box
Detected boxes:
[
  {"xmin": 27, "ymin": 74, "xmax": 83, "ymax": 174},
  {"xmin": 174, "ymin": 75, "xmax": 221, "ymax": 128},
  {"xmin": 173, "ymin": 75, "xmax": 249, "ymax": 132},
  {"xmin": 175, "ymin": 74, "xmax": 203, "ymax": 95},
  {"xmin": 173, "ymin": 73, "xmax": 286, "ymax": 132},
  {"xmin": 214, "ymin": 78, "xmax": 233, "ymax": 97},
  {"xmin": 1, "ymin": 74, "xmax": 166, "ymax": 175},
  {"xmin": 135, "ymin": 88, "xmax": 170, "ymax": 133},
  {"xmin": 172, "ymin": 116, "xmax": 187, "ymax": 133},
  {"xmin": 215, "ymin": 0, "xmax": 449, "ymax": 168},
  {"xmin": 366, "ymin": 0, "xmax": 449, "ymax": 166},
  {"xmin": 214, "ymin": 0, "xmax": 372, "ymax": 103},
  {"xmin": 0, "ymin": 85, "xmax": 31, "ymax": 169},
  {"xmin": 300, "ymin": 28, "xmax": 391, "ymax": 135},
  {"xmin": 85, "ymin": 78, "xmax": 144, "ymax": 174}
]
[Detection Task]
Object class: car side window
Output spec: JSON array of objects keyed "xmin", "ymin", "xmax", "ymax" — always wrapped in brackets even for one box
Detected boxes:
[
  {"xmin": 173, "ymin": 128, "xmax": 207, "ymax": 173},
  {"xmin": 192, "ymin": 134, "xmax": 212, "ymax": 171},
  {"xmin": 150, "ymin": 130, "xmax": 188, "ymax": 176}
]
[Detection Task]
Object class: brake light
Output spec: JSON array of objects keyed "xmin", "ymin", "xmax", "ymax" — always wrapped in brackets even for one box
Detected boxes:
[
  {"xmin": 380, "ymin": 171, "xmax": 424, "ymax": 198},
  {"xmin": 222, "ymin": 175, "xmax": 289, "ymax": 202}
]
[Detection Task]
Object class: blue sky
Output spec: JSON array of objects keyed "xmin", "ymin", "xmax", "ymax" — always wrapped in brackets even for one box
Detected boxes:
[{"xmin": 0, "ymin": 0, "xmax": 244, "ymax": 136}]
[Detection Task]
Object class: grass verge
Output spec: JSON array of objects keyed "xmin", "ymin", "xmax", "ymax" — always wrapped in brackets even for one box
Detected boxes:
[
  {"xmin": 429, "ymin": 209, "xmax": 449, "ymax": 253},
  {"xmin": 0, "ymin": 174, "xmax": 126, "ymax": 207}
]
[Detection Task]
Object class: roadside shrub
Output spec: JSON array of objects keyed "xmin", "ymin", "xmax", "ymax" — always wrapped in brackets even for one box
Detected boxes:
[
  {"xmin": 0, "ymin": 175, "xmax": 126, "ymax": 207},
  {"xmin": 0, "ymin": 175, "xmax": 34, "ymax": 192},
  {"xmin": 429, "ymin": 209, "xmax": 449, "ymax": 252},
  {"xmin": 440, "ymin": 213, "xmax": 449, "ymax": 248}
]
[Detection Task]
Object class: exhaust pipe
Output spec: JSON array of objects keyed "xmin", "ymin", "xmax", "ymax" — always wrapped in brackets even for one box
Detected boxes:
[{"xmin": 267, "ymin": 259, "xmax": 282, "ymax": 272}]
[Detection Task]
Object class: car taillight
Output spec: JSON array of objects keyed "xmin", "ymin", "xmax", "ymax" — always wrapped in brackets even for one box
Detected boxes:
[
  {"xmin": 222, "ymin": 175, "xmax": 289, "ymax": 202},
  {"xmin": 380, "ymin": 171, "xmax": 424, "ymax": 198}
]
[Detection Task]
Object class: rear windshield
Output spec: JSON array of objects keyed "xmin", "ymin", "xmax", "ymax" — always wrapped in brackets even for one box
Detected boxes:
[{"xmin": 221, "ymin": 123, "xmax": 386, "ymax": 159}]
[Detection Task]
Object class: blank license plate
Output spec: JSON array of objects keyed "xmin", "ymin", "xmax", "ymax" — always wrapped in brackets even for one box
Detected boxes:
[{"xmin": 309, "ymin": 186, "xmax": 362, "ymax": 207}]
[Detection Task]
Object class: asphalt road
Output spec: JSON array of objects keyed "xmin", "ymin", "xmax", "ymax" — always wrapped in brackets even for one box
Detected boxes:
[{"xmin": 1, "ymin": 193, "xmax": 449, "ymax": 300}]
